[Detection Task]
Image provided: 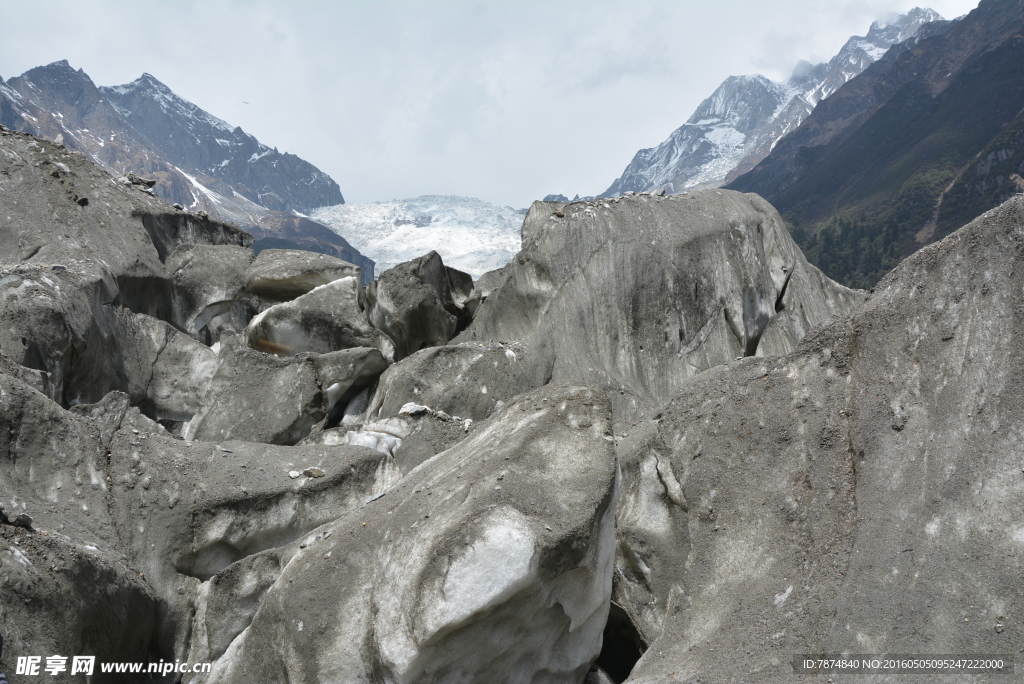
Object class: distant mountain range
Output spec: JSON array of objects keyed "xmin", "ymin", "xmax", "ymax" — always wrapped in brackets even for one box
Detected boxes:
[
  {"xmin": 0, "ymin": 61, "xmax": 374, "ymax": 278},
  {"xmin": 311, "ymin": 196, "xmax": 525, "ymax": 276},
  {"xmin": 727, "ymin": 0, "xmax": 1024, "ymax": 287},
  {"xmin": 603, "ymin": 7, "xmax": 948, "ymax": 197}
]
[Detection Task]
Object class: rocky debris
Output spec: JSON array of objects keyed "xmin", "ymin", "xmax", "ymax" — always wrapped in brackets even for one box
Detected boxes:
[
  {"xmin": 616, "ymin": 196, "xmax": 1024, "ymax": 682},
  {"xmin": 246, "ymin": 276, "xmax": 396, "ymax": 359},
  {"xmin": 190, "ymin": 385, "xmax": 619, "ymax": 684},
  {"xmin": 364, "ymin": 250, "xmax": 470, "ymax": 360},
  {"xmin": 183, "ymin": 336, "xmax": 387, "ymax": 445},
  {"xmin": 309, "ymin": 341, "xmax": 550, "ymax": 472},
  {"xmin": 243, "ymin": 248, "xmax": 362, "ymax": 302},
  {"xmin": 459, "ymin": 189, "xmax": 863, "ymax": 419},
  {"xmin": 4, "ymin": 119, "xmax": 1023, "ymax": 683},
  {"xmin": 364, "ymin": 341, "xmax": 546, "ymax": 423}
]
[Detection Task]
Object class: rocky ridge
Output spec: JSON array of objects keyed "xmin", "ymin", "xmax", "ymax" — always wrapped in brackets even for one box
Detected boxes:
[
  {"xmin": 728, "ymin": 0, "xmax": 1024, "ymax": 288},
  {"xmin": 1, "ymin": 123, "xmax": 1020, "ymax": 683},
  {"xmin": 603, "ymin": 8, "xmax": 947, "ymax": 197},
  {"xmin": 0, "ymin": 60, "xmax": 374, "ymax": 279}
]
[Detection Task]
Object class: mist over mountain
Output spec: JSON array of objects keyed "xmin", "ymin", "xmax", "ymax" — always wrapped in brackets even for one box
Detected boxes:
[
  {"xmin": 727, "ymin": 0, "xmax": 1024, "ymax": 288},
  {"xmin": 602, "ymin": 8, "xmax": 948, "ymax": 198},
  {"xmin": 0, "ymin": 60, "xmax": 374, "ymax": 278}
]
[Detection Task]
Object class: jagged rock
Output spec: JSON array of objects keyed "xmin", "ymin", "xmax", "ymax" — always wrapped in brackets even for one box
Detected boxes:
[
  {"xmin": 0, "ymin": 128, "xmax": 250, "ymax": 406},
  {"xmin": 0, "ymin": 371, "xmax": 120, "ymax": 546},
  {"xmin": 616, "ymin": 196, "xmax": 1024, "ymax": 682},
  {"xmin": 364, "ymin": 341, "xmax": 546, "ymax": 423},
  {"xmin": 190, "ymin": 385, "xmax": 618, "ymax": 684},
  {"xmin": 364, "ymin": 251, "xmax": 468, "ymax": 360},
  {"xmin": 114, "ymin": 309, "xmax": 217, "ymax": 422},
  {"xmin": 246, "ymin": 276, "xmax": 395, "ymax": 359},
  {"xmin": 445, "ymin": 264, "xmax": 474, "ymax": 310},
  {"xmin": 184, "ymin": 336, "xmax": 387, "ymax": 445},
  {"xmin": 243, "ymin": 248, "xmax": 362, "ymax": 302},
  {"xmin": 332, "ymin": 341, "xmax": 546, "ymax": 469},
  {"xmin": 464, "ymin": 265, "xmax": 509, "ymax": 315},
  {"xmin": 161, "ymin": 244, "xmax": 255, "ymax": 342},
  {"xmin": 106, "ymin": 423, "xmax": 400, "ymax": 656},
  {"xmin": 459, "ymin": 189, "xmax": 863, "ymax": 419}
]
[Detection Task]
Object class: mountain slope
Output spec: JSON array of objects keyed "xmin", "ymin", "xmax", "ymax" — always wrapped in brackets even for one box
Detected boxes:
[
  {"xmin": 602, "ymin": 8, "xmax": 946, "ymax": 197},
  {"xmin": 727, "ymin": 0, "xmax": 1024, "ymax": 288},
  {"xmin": 0, "ymin": 61, "xmax": 373, "ymax": 279},
  {"xmin": 311, "ymin": 196, "xmax": 524, "ymax": 276}
]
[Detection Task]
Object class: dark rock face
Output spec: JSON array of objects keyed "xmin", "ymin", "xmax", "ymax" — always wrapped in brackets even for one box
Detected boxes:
[
  {"xmin": 365, "ymin": 251, "xmax": 471, "ymax": 360},
  {"xmin": 0, "ymin": 126, "xmax": 250, "ymax": 407},
  {"xmin": 2, "ymin": 122, "xmax": 1020, "ymax": 684},
  {"xmin": 0, "ymin": 61, "xmax": 375, "ymax": 279}
]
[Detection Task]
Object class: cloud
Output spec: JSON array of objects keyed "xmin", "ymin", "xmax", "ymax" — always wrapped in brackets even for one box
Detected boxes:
[{"xmin": 0, "ymin": 0, "xmax": 980, "ymax": 207}]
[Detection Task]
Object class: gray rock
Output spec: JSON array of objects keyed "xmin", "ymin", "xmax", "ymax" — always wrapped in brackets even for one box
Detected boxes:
[
  {"xmin": 246, "ymin": 276, "xmax": 395, "ymax": 359},
  {"xmin": 459, "ymin": 189, "xmax": 862, "ymax": 419},
  {"xmin": 0, "ymin": 129, "xmax": 250, "ymax": 406},
  {"xmin": 464, "ymin": 265, "xmax": 510, "ymax": 315},
  {"xmin": 243, "ymin": 248, "xmax": 362, "ymax": 302},
  {"xmin": 190, "ymin": 385, "xmax": 618, "ymax": 684},
  {"xmin": 184, "ymin": 336, "xmax": 387, "ymax": 445},
  {"xmin": 162, "ymin": 243, "xmax": 255, "ymax": 341},
  {"xmin": 617, "ymin": 196, "xmax": 1024, "ymax": 682},
  {"xmin": 365, "ymin": 341, "xmax": 548, "ymax": 423},
  {"xmin": 0, "ymin": 524, "xmax": 160, "ymax": 677},
  {"xmin": 113, "ymin": 309, "xmax": 218, "ymax": 422},
  {"xmin": 364, "ymin": 251, "xmax": 467, "ymax": 360}
]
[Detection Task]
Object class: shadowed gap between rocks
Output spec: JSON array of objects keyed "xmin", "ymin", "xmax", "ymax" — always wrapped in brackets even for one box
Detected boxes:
[{"xmin": 594, "ymin": 602, "xmax": 647, "ymax": 683}]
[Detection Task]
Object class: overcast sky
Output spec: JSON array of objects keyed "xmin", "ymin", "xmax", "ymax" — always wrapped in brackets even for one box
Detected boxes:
[{"xmin": 0, "ymin": 0, "xmax": 979, "ymax": 208}]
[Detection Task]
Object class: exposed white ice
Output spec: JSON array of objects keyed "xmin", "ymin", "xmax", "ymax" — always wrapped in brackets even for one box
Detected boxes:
[{"xmin": 311, "ymin": 196, "xmax": 523, "ymax": 277}]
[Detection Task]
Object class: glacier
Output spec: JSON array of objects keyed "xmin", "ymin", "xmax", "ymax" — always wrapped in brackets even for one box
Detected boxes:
[{"xmin": 311, "ymin": 196, "xmax": 524, "ymax": 277}]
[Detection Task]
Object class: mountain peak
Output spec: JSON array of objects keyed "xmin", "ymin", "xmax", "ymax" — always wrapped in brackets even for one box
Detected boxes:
[
  {"xmin": 602, "ymin": 6, "xmax": 949, "ymax": 197},
  {"xmin": 867, "ymin": 7, "xmax": 943, "ymax": 45}
]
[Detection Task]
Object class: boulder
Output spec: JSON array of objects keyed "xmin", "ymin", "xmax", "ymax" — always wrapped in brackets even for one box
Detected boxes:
[
  {"xmin": 104, "ymin": 416, "xmax": 400, "ymax": 658},
  {"xmin": 243, "ymin": 248, "xmax": 362, "ymax": 302},
  {"xmin": 615, "ymin": 196, "xmax": 1024, "ymax": 682},
  {"xmin": 184, "ymin": 336, "xmax": 388, "ymax": 445},
  {"xmin": 364, "ymin": 251, "xmax": 469, "ymax": 360},
  {"xmin": 464, "ymin": 264, "xmax": 509, "ymax": 315},
  {"xmin": 330, "ymin": 341, "xmax": 550, "ymax": 471},
  {"xmin": 113, "ymin": 309, "xmax": 218, "ymax": 423},
  {"xmin": 459, "ymin": 190, "xmax": 863, "ymax": 419},
  {"xmin": 162, "ymin": 243, "xmax": 255, "ymax": 342},
  {"xmin": 190, "ymin": 385, "xmax": 619, "ymax": 684},
  {"xmin": 246, "ymin": 276, "xmax": 396, "ymax": 359}
]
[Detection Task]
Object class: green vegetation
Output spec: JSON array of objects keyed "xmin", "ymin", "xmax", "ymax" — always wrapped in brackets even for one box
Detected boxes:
[{"xmin": 771, "ymin": 33, "xmax": 1024, "ymax": 289}]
